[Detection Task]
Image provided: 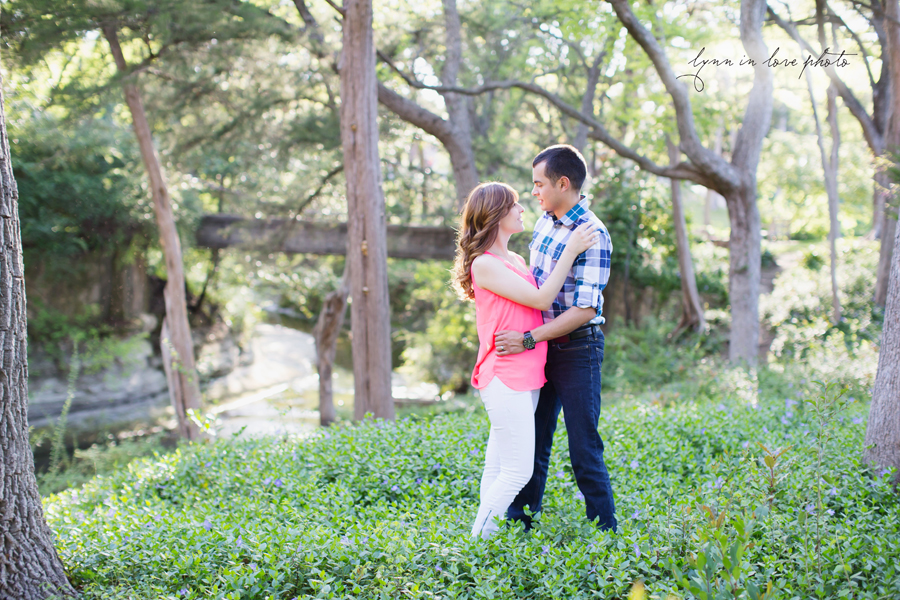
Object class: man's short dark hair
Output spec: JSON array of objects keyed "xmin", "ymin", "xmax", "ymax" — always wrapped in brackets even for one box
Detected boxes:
[{"xmin": 533, "ymin": 144, "xmax": 588, "ymax": 192}]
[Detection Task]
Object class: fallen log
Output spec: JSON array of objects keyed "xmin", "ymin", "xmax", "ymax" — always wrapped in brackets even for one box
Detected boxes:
[{"xmin": 196, "ymin": 214, "xmax": 457, "ymax": 260}]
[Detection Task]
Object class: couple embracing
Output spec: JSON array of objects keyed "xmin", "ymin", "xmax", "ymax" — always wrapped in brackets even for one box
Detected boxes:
[{"xmin": 453, "ymin": 144, "xmax": 618, "ymax": 538}]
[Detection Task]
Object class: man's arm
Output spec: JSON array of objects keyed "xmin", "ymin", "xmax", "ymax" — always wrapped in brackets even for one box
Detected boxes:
[
  {"xmin": 494, "ymin": 220, "xmax": 611, "ymax": 356},
  {"xmin": 494, "ymin": 306, "xmax": 595, "ymax": 355}
]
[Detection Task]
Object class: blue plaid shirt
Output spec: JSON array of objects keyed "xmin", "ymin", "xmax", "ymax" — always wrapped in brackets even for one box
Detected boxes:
[{"xmin": 528, "ymin": 197, "xmax": 613, "ymax": 325}]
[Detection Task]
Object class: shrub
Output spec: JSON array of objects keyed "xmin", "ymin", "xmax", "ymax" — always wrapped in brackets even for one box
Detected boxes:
[
  {"xmin": 803, "ymin": 249, "xmax": 826, "ymax": 271},
  {"xmin": 44, "ymin": 364, "xmax": 898, "ymax": 600}
]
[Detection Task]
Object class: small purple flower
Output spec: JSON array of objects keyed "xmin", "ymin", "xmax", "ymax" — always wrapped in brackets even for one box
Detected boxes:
[
  {"xmin": 780, "ymin": 417, "xmax": 790, "ymax": 426},
  {"xmin": 263, "ymin": 477, "xmax": 272, "ymax": 485},
  {"xmin": 785, "ymin": 411, "xmax": 794, "ymax": 419},
  {"xmin": 391, "ymin": 485, "xmax": 399, "ymax": 492},
  {"xmin": 436, "ymin": 566, "xmax": 443, "ymax": 573},
  {"xmin": 717, "ymin": 403, "xmax": 726, "ymax": 412},
  {"xmin": 323, "ymin": 432, "xmax": 331, "ymax": 440},
  {"xmin": 341, "ymin": 535, "xmax": 351, "ymax": 545},
  {"xmin": 432, "ymin": 463, "xmax": 442, "ymax": 471},
  {"xmin": 829, "ymin": 487, "xmax": 838, "ymax": 496},
  {"xmin": 880, "ymin": 467, "xmax": 893, "ymax": 478},
  {"xmin": 575, "ymin": 491, "xmax": 584, "ymax": 500},
  {"xmin": 805, "ymin": 504, "xmax": 815, "ymax": 514},
  {"xmin": 202, "ymin": 519, "xmax": 212, "ymax": 531},
  {"xmin": 763, "ymin": 426, "xmax": 769, "ymax": 434},
  {"xmin": 236, "ymin": 535, "xmax": 243, "ymax": 548},
  {"xmin": 555, "ymin": 470, "xmax": 565, "ymax": 478},
  {"xmin": 205, "ymin": 461, "xmax": 213, "ymax": 468},
  {"xmin": 541, "ymin": 545, "xmax": 550, "ymax": 555},
  {"xmin": 787, "ymin": 382, "xmax": 793, "ymax": 389},
  {"xmin": 827, "ymin": 509, "xmax": 835, "ymax": 516},
  {"xmin": 630, "ymin": 460, "xmax": 639, "ymax": 469},
  {"xmin": 179, "ymin": 588, "xmax": 189, "ymax": 597},
  {"xmin": 852, "ymin": 417, "xmax": 863, "ymax": 425},
  {"xmin": 742, "ymin": 441, "xmax": 750, "ymax": 449},
  {"xmin": 701, "ymin": 429, "xmax": 706, "ymax": 435},
  {"xmin": 470, "ymin": 449, "xmax": 479, "ymax": 456},
  {"xmin": 249, "ymin": 563, "xmax": 257, "ymax": 571},
  {"xmin": 631, "ymin": 509, "xmax": 641, "ymax": 520},
  {"xmin": 274, "ymin": 478, "xmax": 283, "ymax": 488},
  {"xmin": 416, "ymin": 478, "xmax": 423, "ymax": 484},
  {"xmin": 713, "ymin": 476, "xmax": 724, "ymax": 490},
  {"xmin": 634, "ymin": 543, "xmax": 641, "ymax": 558}
]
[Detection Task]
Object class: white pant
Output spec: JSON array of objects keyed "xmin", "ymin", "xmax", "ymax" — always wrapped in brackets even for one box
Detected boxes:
[{"xmin": 471, "ymin": 377, "xmax": 540, "ymax": 539}]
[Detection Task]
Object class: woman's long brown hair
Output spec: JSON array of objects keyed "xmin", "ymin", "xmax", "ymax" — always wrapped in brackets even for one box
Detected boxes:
[{"xmin": 452, "ymin": 182, "xmax": 519, "ymax": 300}]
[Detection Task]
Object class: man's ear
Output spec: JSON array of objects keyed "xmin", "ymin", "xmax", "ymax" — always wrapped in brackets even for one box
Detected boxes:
[{"xmin": 557, "ymin": 176, "xmax": 570, "ymax": 191}]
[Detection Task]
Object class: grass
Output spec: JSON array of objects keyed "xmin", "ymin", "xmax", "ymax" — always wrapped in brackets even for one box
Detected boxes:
[{"xmin": 42, "ymin": 352, "xmax": 898, "ymax": 599}]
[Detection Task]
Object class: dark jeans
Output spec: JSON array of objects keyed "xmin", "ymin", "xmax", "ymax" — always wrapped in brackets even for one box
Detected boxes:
[{"xmin": 507, "ymin": 329, "xmax": 617, "ymax": 531}]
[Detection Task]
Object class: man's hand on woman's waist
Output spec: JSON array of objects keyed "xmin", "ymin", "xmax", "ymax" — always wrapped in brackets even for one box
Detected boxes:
[{"xmin": 494, "ymin": 307, "xmax": 596, "ymax": 356}]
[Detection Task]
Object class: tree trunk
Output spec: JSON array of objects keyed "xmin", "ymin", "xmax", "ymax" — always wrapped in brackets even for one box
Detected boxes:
[
  {"xmin": 865, "ymin": 213, "xmax": 900, "ymax": 484},
  {"xmin": 667, "ymin": 137, "xmax": 705, "ymax": 334},
  {"xmin": 102, "ymin": 26, "xmax": 202, "ymax": 439},
  {"xmin": 0, "ymin": 67, "xmax": 77, "ymax": 600},
  {"xmin": 725, "ymin": 185, "xmax": 762, "ymax": 364},
  {"xmin": 341, "ymin": 0, "xmax": 395, "ymax": 421},
  {"xmin": 872, "ymin": 168, "xmax": 889, "ymax": 240},
  {"xmin": 441, "ymin": 0, "xmax": 479, "ymax": 208},
  {"xmin": 314, "ymin": 271, "xmax": 350, "ymax": 427},
  {"xmin": 875, "ymin": 0, "xmax": 900, "ymax": 307},
  {"xmin": 705, "ymin": 124, "xmax": 725, "ymax": 235},
  {"xmin": 826, "ymin": 83, "xmax": 842, "ymax": 324}
]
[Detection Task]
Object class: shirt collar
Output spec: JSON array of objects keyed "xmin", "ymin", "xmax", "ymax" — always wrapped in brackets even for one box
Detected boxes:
[{"xmin": 548, "ymin": 195, "xmax": 588, "ymax": 228}]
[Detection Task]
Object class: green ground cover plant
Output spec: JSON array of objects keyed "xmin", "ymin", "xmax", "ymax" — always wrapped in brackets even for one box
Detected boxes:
[{"xmin": 45, "ymin": 363, "xmax": 898, "ymax": 600}]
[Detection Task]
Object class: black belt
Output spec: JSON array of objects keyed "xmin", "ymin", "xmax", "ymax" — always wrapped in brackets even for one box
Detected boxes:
[{"xmin": 550, "ymin": 324, "xmax": 601, "ymax": 345}]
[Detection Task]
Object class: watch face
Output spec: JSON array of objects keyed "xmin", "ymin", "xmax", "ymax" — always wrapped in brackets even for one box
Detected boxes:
[{"xmin": 524, "ymin": 333, "xmax": 536, "ymax": 350}]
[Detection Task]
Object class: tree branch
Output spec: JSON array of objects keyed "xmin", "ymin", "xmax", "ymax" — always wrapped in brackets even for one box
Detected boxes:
[
  {"xmin": 606, "ymin": 0, "xmax": 737, "ymax": 190},
  {"xmin": 376, "ymin": 51, "xmax": 714, "ymax": 186},
  {"xmin": 768, "ymin": 4, "xmax": 884, "ymax": 152}
]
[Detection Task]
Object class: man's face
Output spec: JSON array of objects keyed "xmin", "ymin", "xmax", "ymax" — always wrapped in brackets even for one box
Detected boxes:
[{"xmin": 532, "ymin": 161, "xmax": 566, "ymax": 218}]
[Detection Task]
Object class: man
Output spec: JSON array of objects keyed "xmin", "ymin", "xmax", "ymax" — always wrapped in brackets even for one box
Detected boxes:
[{"xmin": 493, "ymin": 144, "xmax": 617, "ymax": 531}]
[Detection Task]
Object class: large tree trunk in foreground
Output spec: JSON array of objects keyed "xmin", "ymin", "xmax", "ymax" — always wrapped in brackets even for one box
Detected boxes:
[
  {"xmin": 103, "ymin": 26, "xmax": 201, "ymax": 439},
  {"xmin": 875, "ymin": 0, "xmax": 900, "ymax": 307},
  {"xmin": 341, "ymin": 0, "xmax": 395, "ymax": 421},
  {"xmin": 667, "ymin": 138, "xmax": 705, "ymax": 334},
  {"xmin": 0, "ymin": 70, "xmax": 76, "ymax": 600},
  {"xmin": 865, "ymin": 215, "xmax": 900, "ymax": 485},
  {"xmin": 314, "ymin": 272, "xmax": 350, "ymax": 426}
]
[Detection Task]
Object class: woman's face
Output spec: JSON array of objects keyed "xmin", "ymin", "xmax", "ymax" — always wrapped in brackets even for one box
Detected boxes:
[{"xmin": 497, "ymin": 200, "xmax": 525, "ymax": 236}]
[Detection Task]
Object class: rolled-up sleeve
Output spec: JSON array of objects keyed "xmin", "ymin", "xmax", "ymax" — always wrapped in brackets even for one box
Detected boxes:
[{"xmin": 572, "ymin": 227, "xmax": 613, "ymax": 315}]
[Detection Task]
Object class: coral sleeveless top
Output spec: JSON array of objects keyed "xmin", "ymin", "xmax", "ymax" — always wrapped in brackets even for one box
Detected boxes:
[{"xmin": 470, "ymin": 252, "xmax": 548, "ymax": 391}]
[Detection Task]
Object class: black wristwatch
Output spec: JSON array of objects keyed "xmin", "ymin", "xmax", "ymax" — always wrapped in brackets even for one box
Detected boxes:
[{"xmin": 523, "ymin": 331, "xmax": 536, "ymax": 350}]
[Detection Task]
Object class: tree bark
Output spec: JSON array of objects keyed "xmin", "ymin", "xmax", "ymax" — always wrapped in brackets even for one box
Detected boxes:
[
  {"xmin": 797, "ymin": 4, "xmax": 843, "ymax": 325},
  {"xmin": 440, "ymin": 0, "xmax": 479, "ymax": 207},
  {"xmin": 667, "ymin": 137, "xmax": 705, "ymax": 334},
  {"xmin": 865, "ymin": 211, "xmax": 900, "ymax": 484},
  {"xmin": 826, "ymin": 82, "xmax": 843, "ymax": 324},
  {"xmin": 704, "ymin": 124, "xmax": 725, "ymax": 234},
  {"xmin": 102, "ymin": 25, "xmax": 202, "ymax": 439},
  {"xmin": 0, "ymin": 66, "xmax": 77, "ymax": 600},
  {"xmin": 724, "ymin": 185, "xmax": 763, "ymax": 363},
  {"xmin": 875, "ymin": 0, "xmax": 900, "ymax": 307},
  {"xmin": 314, "ymin": 271, "xmax": 350, "ymax": 427},
  {"xmin": 341, "ymin": 0, "xmax": 395, "ymax": 421}
]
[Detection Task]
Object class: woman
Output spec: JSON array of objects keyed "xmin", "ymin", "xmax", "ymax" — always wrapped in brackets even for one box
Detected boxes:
[{"xmin": 453, "ymin": 182, "xmax": 599, "ymax": 539}]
